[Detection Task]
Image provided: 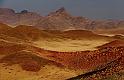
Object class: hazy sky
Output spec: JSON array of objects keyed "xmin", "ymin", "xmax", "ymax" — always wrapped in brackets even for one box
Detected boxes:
[{"xmin": 0, "ymin": 0, "xmax": 124, "ymax": 19}]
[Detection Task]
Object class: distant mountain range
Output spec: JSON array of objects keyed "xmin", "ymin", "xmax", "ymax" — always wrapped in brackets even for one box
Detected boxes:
[{"xmin": 0, "ymin": 7, "xmax": 124, "ymax": 30}]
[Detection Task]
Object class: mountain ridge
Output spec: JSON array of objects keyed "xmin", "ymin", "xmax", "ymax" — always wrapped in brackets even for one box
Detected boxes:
[{"xmin": 0, "ymin": 7, "xmax": 124, "ymax": 30}]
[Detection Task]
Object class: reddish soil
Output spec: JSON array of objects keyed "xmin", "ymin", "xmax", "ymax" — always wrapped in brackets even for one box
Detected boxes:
[
  {"xmin": 0, "ymin": 44, "xmax": 26, "ymax": 54},
  {"xmin": 48, "ymin": 46, "xmax": 124, "ymax": 70},
  {"xmin": 85, "ymin": 56, "xmax": 124, "ymax": 80},
  {"xmin": 0, "ymin": 51, "xmax": 63, "ymax": 72},
  {"xmin": 44, "ymin": 40, "xmax": 124, "ymax": 72},
  {"xmin": 61, "ymin": 30, "xmax": 108, "ymax": 39},
  {"xmin": 97, "ymin": 40, "xmax": 124, "ymax": 48},
  {"xmin": 0, "ymin": 40, "xmax": 124, "ymax": 75},
  {"xmin": 21, "ymin": 60, "xmax": 42, "ymax": 72}
]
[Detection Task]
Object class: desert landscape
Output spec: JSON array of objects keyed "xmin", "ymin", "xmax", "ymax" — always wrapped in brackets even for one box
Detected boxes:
[{"xmin": 0, "ymin": 6, "xmax": 124, "ymax": 80}]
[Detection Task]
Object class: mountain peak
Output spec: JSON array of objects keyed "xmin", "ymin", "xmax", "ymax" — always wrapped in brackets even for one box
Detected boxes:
[
  {"xmin": 47, "ymin": 7, "xmax": 70, "ymax": 17},
  {"xmin": 56, "ymin": 7, "xmax": 66, "ymax": 13},
  {"xmin": 21, "ymin": 10, "xmax": 28, "ymax": 14}
]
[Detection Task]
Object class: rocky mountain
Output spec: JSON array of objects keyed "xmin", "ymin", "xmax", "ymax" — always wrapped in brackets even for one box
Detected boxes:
[
  {"xmin": 36, "ymin": 7, "xmax": 91, "ymax": 30},
  {"xmin": 0, "ymin": 8, "xmax": 42, "ymax": 26},
  {"xmin": 90, "ymin": 20, "xmax": 124, "ymax": 30},
  {"xmin": 0, "ymin": 7, "xmax": 124, "ymax": 30}
]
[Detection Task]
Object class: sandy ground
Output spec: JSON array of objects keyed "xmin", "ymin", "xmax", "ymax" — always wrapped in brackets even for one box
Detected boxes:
[
  {"xmin": 0, "ymin": 55, "xmax": 81, "ymax": 80},
  {"xmin": 0, "ymin": 36, "xmax": 111, "ymax": 80},
  {"xmin": 0, "ymin": 63, "xmax": 80, "ymax": 80},
  {"xmin": 34, "ymin": 39, "xmax": 109, "ymax": 52}
]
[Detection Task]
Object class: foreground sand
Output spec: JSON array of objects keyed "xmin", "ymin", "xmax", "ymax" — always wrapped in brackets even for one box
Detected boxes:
[
  {"xmin": 0, "ymin": 62, "xmax": 80, "ymax": 80},
  {"xmin": 0, "ymin": 38, "xmax": 111, "ymax": 80}
]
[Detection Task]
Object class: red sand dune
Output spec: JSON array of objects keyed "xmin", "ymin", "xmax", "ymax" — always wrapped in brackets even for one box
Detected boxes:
[
  {"xmin": 97, "ymin": 40, "xmax": 124, "ymax": 48},
  {"xmin": 46, "ymin": 40, "xmax": 124, "ymax": 72}
]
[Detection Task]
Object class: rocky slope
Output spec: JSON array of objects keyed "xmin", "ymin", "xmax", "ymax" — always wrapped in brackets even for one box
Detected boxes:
[{"xmin": 67, "ymin": 40, "xmax": 124, "ymax": 80}]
